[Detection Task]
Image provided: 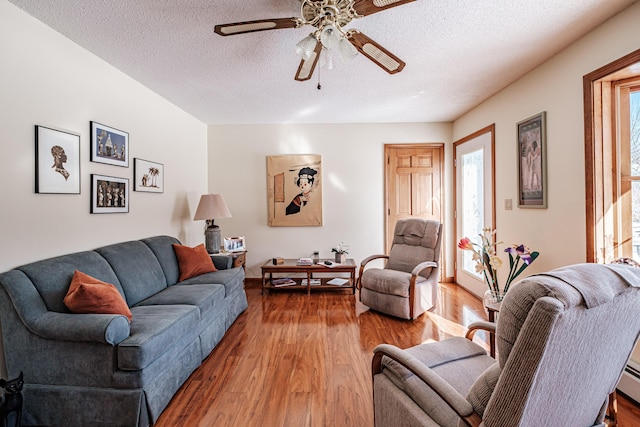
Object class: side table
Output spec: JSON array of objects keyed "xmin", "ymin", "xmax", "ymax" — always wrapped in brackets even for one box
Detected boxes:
[
  {"xmin": 484, "ymin": 299, "xmax": 501, "ymax": 358},
  {"xmin": 219, "ymin": 250, "xmax": 247, "ymax": 269}
]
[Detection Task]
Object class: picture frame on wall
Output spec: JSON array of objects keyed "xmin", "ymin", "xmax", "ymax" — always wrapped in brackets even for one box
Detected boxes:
[
  {"xmin": 35, "ymin": 125, "xmax": 81, "ymax": 194},
  {"xmin": 91, "ymin": 174, "xmax": 129, "ymax": 213},
  {"xmin": 266, "ymin": 154, "xmax": 322, "ymax": 227},
  {"xmin": 90, "ymin": 121, "xmax": 129, "ymax": 167},
  {"xmin": 224, "ymin": 236, "xmax": 246, "ymax": 252},
  {"xmin": 134, "ymin": 158, "xmax": 164, "ymax": 193},
  {"xmin": 517, "ymin": 111, "xmax": 547, "ymax": 208}
]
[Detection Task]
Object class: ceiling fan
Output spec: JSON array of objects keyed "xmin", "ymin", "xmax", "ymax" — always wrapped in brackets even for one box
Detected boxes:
[{"xmin": 214, "ymin": 0, "xmax": 416, "ymax": 82}]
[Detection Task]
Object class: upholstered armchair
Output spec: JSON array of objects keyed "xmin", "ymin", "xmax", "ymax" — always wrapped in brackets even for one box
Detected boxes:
[
  {"xmin": 358, "ymin": 218, "xmax": 442, "ymax": 320},
  {"xmin": 371, "ymin": 263, "xmax": 640, "ymax": 426}
]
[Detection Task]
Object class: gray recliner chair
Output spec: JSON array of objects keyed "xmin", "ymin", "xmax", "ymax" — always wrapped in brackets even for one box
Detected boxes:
[
  {"xmin": 358, "ymin": 218, "xmax": 442, "ymax": 320},
  {"xmin": 371, "ymin": 263, "xmax": 640, "ymax": 426}
]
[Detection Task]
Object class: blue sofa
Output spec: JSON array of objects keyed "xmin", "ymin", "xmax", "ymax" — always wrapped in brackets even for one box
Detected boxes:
[{"xmin": 0, "ymin": 235, "xmax": 247, "ymax": 426}]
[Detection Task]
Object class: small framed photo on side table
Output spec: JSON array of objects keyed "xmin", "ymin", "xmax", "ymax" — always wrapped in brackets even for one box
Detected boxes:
[{"xmin": 224, "ymin": 236, "xmax": 246, "ymax": 252}]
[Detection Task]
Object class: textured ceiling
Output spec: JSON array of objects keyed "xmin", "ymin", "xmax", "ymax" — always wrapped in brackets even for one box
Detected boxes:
[{"xmin": 8, "ymin": 0, "xmax": 637, "ymax": 125}]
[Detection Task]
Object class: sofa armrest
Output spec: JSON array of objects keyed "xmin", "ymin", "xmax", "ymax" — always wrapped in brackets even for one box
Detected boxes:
[
  {"xmin": 211, "ymin": 254, "xmax": 233, "ymax": 270},
  {"xmin": 30, "ymin": 311, "xmax": 130, "ymax": 345}
]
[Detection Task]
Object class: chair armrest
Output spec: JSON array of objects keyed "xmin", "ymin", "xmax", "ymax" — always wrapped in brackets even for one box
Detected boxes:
[
  {"xmin": 360, "ymin": 254, "xmax": 389, "ymax": 267},
  {"xmin": 411, "ymin": 261, "xmax": 438, "ymax": 277},
  {"xmin": 357, "ymin": 254, "xmax": 389, "ymax": 289},
  {"xmin": 372, "ymin": 344, "xmax": 482, "ymax": 426},
  {"xmin": 465, "ymin": 321, "xmax": 497, "ymax": 340},
  {"xmin": 30, "ymin": 311, "xmax": 130, "ymax": 345}
]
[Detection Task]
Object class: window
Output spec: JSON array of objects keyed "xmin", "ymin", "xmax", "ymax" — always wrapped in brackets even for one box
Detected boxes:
[{"xmin": 584, "ymin": 49, "xmax": 640, "ymax": 262}]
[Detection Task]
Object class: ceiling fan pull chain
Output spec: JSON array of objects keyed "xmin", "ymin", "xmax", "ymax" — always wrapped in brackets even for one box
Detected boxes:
[{"xmin": 317, "ymin": 64, "xmax": 322, "ymax": 90}]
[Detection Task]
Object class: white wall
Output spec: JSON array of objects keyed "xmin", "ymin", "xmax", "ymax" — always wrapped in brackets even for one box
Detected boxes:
[
  {"xmin": 0, "ymin": 2, "xmax": 208, "ymax": 376},
  {"xmin": 208, "ymin": 123, "xmax": 453, "ymax": 278},
  {"xmin": 453, "ymin": 2, "xmax": 640, "ymax": 286}
]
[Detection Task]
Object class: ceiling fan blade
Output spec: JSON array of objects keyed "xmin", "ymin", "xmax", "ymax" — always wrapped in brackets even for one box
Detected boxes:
[
  {"xmin": 295, "ymin": 41, "xmax": 322, "ymax": 81},
  {"xmin": 352, "ymin": 0, "xmax": 416, "ymax": 16},
  {"xmin": 347, "ymin": 31, "xmax": 405, "ymax": 74},
  {"xmin": 214, "ymin": 18, "xmax": 300, "ymax": 36}
]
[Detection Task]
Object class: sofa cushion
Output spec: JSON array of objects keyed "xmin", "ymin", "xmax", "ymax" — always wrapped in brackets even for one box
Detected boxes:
[
  {"xmin": 141, "ymin": 236, "xmax": 182, "ymax": 286},
  {"xmin": 173, "ymin": 244, "xmax": 217, "ymax": 281},
  {"xmin": 64, "ymin": 270, "xmax": 132, "ymax": 321},
  {"xmin": 95, "ymin": 241, "xmax": 168, "ymax": 307},
  {"xmin": 118, "ymin": 304, "xmax": 199, "ymax": 370},
  {"xmin": 17, "ymin": 251, "xmax": 123, "ymax": 313},
  {"xmin": 136, "ymin": 283, "xmax": 225, "ymax": 318},
  {"xmin": 178, "ymin": 267, "xmax": 244, "ymax": 297}
]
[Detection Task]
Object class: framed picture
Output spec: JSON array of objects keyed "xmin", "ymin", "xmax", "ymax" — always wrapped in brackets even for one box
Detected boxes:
[
  {"xmin": 35, "ymin": 125, "xmax": 81, "ymax": 194},
  {"xmin": 90, "ymin": 121, "xmax": 129, "ymax": 167},
  {"xmin": 266, "ymin": 154, "xmax": 322, "ymax": 227},
  {"xmin": 224, "ymin": 236, "xmax": 246, "ymax": 252},
  {"xmin": 517, "ymin": 112, "xmax": 547, "ymax": 208},
  {"xmin": 134, "ymin": 158, "xmax": 164, "ymax": 193},
  {"xmin": 91, "ymin": 174, "xmax": 129, "ymax": 213}
]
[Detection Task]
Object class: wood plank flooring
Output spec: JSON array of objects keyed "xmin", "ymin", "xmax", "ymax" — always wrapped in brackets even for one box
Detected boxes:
[{"xmin": 155, "ymin": 282, "xmax": 640, "ymax": 426}]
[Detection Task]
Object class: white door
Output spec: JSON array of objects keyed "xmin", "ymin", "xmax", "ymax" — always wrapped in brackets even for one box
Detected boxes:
[{"xmin": 454, "ymin": 126, "xmax": 495, "ymax": 297}]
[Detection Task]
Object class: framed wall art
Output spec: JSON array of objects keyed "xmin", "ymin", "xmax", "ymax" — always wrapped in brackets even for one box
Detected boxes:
[
  {"xmin": 517, "ymin": 112, "xmax": 547, "ymax": 208},
  {"xmin": 91, "ymin": 174, "xmax": 129, "ymax": 213},
  {"xmin": 224, "ymin": 236, "xmax": 246, "ymax": 252},
  {"xmin": 266, "ymin": 154, "xmax": 322, "ymax": 227},
  {"xmin": 134, "ymin": 158, "xmax": 164, "ymax": 193},
  {"xmin": 35, "ymin": 125, "xmax": 81, "ymax": 194},
  {"xmin": 90, "ymin": 121, "xmax": 129, "ymax": 167}
]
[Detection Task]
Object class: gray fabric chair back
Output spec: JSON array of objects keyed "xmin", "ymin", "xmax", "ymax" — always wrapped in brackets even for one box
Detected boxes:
[
  {"xmin": 481, "ymin": 264, "xmax": 640, "ymax": 426},
  {"xmin": 386, "ymin": 219, "xmax": 441, "ymax": 278}
]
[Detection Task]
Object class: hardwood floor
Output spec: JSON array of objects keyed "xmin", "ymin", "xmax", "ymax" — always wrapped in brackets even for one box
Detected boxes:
[{"xmin": 155, "ymin": 282, "xmax": 640, "ymax": 426}]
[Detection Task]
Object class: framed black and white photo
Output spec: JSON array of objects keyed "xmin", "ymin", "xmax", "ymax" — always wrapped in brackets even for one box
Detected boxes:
[
  {"xmin": 35, "ymin": 125, "xmax": 81, "ymax": 194},
  {"xmin": 90, "ymin": 121, "xmax": 129, "ymax": 167},
  {"xmin": 91, "ymin": 174, "xmax": 129, "ymax": 213},
  {"xmin": 134, "ymin": 158, "xmax": 164, "ymax": 193},
  {"xmin": 224, "ymin": 236, "xmax": 246, "ymax": 252},
  {"xmin": 517, "ymin": 112, "xmax": 547, "ymax": 208}
]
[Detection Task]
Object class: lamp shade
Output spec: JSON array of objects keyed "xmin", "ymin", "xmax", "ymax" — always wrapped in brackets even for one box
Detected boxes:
[{"xmin": 193, "ymin": 194, "xmax": 232, "ymax": 221}]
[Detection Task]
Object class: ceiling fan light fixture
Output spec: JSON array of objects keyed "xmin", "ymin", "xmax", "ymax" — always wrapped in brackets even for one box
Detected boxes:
[
  {"xmin": 319, "ymin": 48, "xmax": 335, "ymax": 70},
  {"xmin": 338, "ymin": 37, "xmax": 358, "ymax": 62},
  {"xmin": 320, "ymin": 24, "xmax": 341, "ymax": 49},
  {"xmin": 296, "ymin": 33, "xmax": 318, "ymax": 59}
]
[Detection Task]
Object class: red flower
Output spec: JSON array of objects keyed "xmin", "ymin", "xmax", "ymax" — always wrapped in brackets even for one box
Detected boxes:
[{"xmin": 458, "ymin": 237, "xmax": 474, "ymax": 251}]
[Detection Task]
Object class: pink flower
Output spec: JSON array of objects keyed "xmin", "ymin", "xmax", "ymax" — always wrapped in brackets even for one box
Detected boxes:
[{"xmin": 458, "ymin": 237, "xmax": 474, "ymax": 251}]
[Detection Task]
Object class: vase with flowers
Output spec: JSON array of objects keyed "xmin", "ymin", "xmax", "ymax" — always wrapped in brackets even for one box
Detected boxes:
[
  {"xmin": 458, "ymin": 228, "xmax": 539, "ymax": 303},
  {"xmin": 331, "ymin": 242, "xmax": 349, "ymax": 263}
]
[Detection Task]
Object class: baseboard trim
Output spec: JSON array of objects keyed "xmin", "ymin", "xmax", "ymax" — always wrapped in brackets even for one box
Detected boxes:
[
  {"xmin": 618, "ymin": 361, "xmax": 640, "ymax": 404},
  {"xmin": 245, "ymin": 277, "xmax": 261, "ymax": 288}
]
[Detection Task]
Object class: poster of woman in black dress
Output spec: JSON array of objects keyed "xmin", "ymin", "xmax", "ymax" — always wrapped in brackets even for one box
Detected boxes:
[{"xmin": 286, "ymin": 167, "xmax": 318, "ymax": 215}]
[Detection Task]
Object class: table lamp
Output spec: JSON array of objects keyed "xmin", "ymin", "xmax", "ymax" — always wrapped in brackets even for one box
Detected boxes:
[{"xmin": 193, "ymin": 194, "xmax": 232, "ymax": 253}]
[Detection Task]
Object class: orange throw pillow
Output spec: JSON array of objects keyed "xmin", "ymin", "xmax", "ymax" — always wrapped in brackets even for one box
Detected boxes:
[
  {"xmin": 64, "ymin": 270, "xmax": 132, "ymax": 321},
  {"xmin": 173, "ymin": 243, "xmax": 217, "ymax": 281}
]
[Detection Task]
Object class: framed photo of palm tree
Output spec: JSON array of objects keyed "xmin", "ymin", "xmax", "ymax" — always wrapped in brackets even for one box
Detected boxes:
[{"xmin": 134, "ymin": 158, "xmax": 164, "ymax": 193}]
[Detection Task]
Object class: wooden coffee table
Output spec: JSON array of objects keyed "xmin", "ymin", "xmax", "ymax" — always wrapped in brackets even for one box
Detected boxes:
[{"xmin": 261, "ymin": 259, "xmax": 357, "ymax": 295}]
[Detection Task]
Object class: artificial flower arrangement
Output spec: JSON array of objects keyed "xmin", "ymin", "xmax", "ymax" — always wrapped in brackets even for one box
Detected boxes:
[
  {"xmin": 458, "ymin": 228, "xmax": 539, "ymax": 301},
  {"xmin": 331, "ymin": 242, "xmax": 349, "ymax": 263},
  {"xmin": 331, "ymin": 242, "xmax": 349, "ymax": 255}
]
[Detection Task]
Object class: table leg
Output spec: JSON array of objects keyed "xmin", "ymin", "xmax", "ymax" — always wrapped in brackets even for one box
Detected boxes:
[
  {"xmin": 488, "ymin": 310, "xmax": 496, "ymax": 358},
  {"xmin": 351, "ymin": 270, "xmax": 356, "ymax": 294}
]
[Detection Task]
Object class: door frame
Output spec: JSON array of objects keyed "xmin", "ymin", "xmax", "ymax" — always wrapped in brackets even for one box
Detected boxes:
[
  {"xmin": 452, "ymin": 124, "xmax": 496, "ymax": 288},
  {"xmin": 384, "ymin": 143, "xmax": 445, "ymax": 273}
]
